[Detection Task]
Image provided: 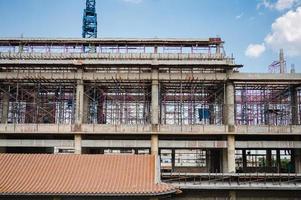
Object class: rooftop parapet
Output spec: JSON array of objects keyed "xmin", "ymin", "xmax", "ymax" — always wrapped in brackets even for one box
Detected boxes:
[{"xmin": 0, "ymin": 38, "xmax": 242, "ymax": 70}]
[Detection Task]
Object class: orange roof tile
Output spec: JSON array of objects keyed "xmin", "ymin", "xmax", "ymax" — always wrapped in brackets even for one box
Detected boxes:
[{"xmin": 0, "ymin": 154, "xmax": 176, "ymax": 196}]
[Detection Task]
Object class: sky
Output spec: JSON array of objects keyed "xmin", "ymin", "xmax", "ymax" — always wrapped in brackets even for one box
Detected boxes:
[{"xmin": 0, "ymin": 0, "xmax": 300, "ymax": 72}]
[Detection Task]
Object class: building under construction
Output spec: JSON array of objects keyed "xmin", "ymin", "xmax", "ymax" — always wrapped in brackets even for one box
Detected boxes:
[{"xmin": 0, "ymin": 37, "xmax": 301, "ymax": 200}]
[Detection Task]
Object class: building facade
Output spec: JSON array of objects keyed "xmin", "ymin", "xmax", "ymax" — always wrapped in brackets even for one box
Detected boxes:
[{"xmin": 0, "ymin": 38, "xmax": 301, "ymax": 199}]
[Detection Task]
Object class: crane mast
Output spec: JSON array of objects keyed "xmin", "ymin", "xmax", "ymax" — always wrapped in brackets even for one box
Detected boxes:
[{"xmin": 82, "ymin": 0, "xmax": 97, "ymax": 38}]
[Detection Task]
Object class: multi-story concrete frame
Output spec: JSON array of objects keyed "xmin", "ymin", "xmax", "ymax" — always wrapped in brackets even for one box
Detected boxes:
[{"xmin": 0, "ymin": 38, "xmax": 301, "ymax": 199}]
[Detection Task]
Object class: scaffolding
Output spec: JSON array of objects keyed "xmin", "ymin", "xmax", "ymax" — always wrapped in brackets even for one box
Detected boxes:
[{"xmin": 235, "ymin": 83, "xmax": 301, "ymax": 126}]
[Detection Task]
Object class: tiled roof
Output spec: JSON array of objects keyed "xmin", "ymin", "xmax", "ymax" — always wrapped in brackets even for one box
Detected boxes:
[{"xmin": 0, "ymin": 154, "xmax": 176, "ymax": 196}]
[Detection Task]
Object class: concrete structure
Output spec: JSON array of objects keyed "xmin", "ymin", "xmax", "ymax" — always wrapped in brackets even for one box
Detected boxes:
[{"xmin": 0, "ymin": 38, "xmax": 300, "ymax": 199}]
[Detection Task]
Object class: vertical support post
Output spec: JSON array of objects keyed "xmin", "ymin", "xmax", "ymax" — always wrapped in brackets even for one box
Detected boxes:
[
  {"xmin": 151, "ymin": 68, "xmax": 160, "ymax": 183},
  {"xmin": 83, "ymin": 93, "xmax": 89, "ymax": 123},
  {"xmin": 152, "ymin": 69, "xmax": 159, "ymax": 126},
  {"xmin": 225, "ymin": 81, "xmax": 235, "ymax": 130},
  {"xmin": 294, "ymin": 149, "xmax": 301, "ymax": 173},
  {"xmin": 227, "ymin": 135, "xmax": 236, "ymax": 173},
  {"xmin": 171, "ymin": 149, "xmax": 175, "ymax": 172},
  {"xmin": 151, "ymin": 134, "xmax": 159, "ymax": 156},
  {"xmin": 222, "ymin": 148, "xmax": 228, "ymax": 173},
  {"xmin": 151, "ymin": 68, "xmax": 159, "ymax": 155},
  {"xmin": 0, "ymin": 135, "xmax": 5, "ymax": 153},
  {"xmin": 267, "ymin": 149, "xmax": 272, "ymax": 168},
  {"xmin": 225, "ymin": 81, "xmax": 236, "ymax": 173},
  {"xmin": 277, "ymin": 149, "xmax": 281, "ymax": 173},
  {"xmin": 1, "ymin": 93, "xmax": 9, "ymax": 124},
  {"xmin": 76, "ymin": 80, "xmax": 84, "ymax": 125},
  {"xmin": 229, "ymin": 191, "xmax": 236, "ymax": 200},
  {"xmin": 216, "ymin": 44, "xmax": 221, "ymax": 54},
  {"xmin": 74, "ymin": 134, "xmax": 82, "ymax": 155},
  {"xmin": 279, "ymin": 49, "xmax": 285, "ymax": 74},
  {"xmin": 74, "ymin": 70, "xmax": 84, "ymax": 154},
  {"xmin": 242, "ymin": 149, "xmax": 247, "ymax": 170},
  {"xmin": 291, "ymin": 86, "xmax": 299, "ymax": 125}
]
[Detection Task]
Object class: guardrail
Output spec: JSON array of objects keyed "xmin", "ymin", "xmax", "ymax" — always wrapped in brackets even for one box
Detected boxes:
[{"xmin": 162, "ymin": 172, "xmax": 301, "ymax": 189}]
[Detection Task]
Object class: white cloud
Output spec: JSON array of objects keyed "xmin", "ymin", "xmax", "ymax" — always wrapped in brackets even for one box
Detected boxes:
[
  {"xmin": 235, "ymin": 13, "xmax": 244, "ymax": 19},
  {"xmin": 276, "ymin": 0, "xmax": 297, "ymax": 10},
  {"xmin": 245, "ymin": 43, "xmax": 266, "ymax": 58},
  {"xmin": 264, "ymin": 7, "xmax": 301, "ymax": 56},
  {"xmin": 258, "ymin": 0, "xmax": 298, "ymax": 11},
  {"xmin": 122, "ymin": 0, "xmax": 143, "ymax": 3}
]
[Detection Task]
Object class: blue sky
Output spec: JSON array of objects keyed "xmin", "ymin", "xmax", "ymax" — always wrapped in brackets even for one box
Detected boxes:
[{"xmin": 0, "ymin": 0, "xmax": 300, "ymax": 72}]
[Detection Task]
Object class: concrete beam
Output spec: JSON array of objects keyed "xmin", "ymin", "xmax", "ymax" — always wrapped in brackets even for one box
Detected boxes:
[
  {"xmin": 0, "ymin": 72, "xmax": 301, "ymax": 82},
  {"xmin": 159, "ymin": 140, "xmax": 227, "ymax": 148},
  {"xmin": 230, "ymin": 73, "xmax": 301, "ymax": 82},
  {"xmin": 1, "ymin": 124, "xmax": 301, "ymax": 135},
  {"xmin": 1, "ymin": 139, "xmax": 301, "ymax": 149},
  {"xmin": 0, "ymin": 59, "xmax": 236, "ymax": 67},
  {"xmin": 0, "ymin": 139, "xmax": 73, "ymax": 147},
  {"xmin": 236, "ymin": 141, "xmax": 301, "ymax": 149},
  {"xmin": 0, "ymin": 37, "xmax": 223, "ymax": 47},
  {"xmin": 82, "ymin": 140, "xmax": 151, "ymax": 148}
]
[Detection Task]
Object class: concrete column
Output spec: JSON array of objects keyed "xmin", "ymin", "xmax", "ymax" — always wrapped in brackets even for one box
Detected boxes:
[
  {"xmin": 74, "ymin": 134, "xmax": 82, "ymax": 154},
  {"xmin": 151, "ymin": 69, "xmax": 159, "ymax": 127},
  {"xmin": 171, "ymin": 149, "xmax": 175, "ymax": 171},
  {"xmin": 295, "ymin": 149, "xmax": 301, "ymax": 173},
  {"xmin": 277, "ymin": 150, "xmax": 281, "ymax": 173},
  {"xmin": 227, "ymin": 135, "xmax": 236, "ymax": 173},
  {"xmin": 151, "ymin": 68, "xmax": 159, "ymax": 156},
  {"xmin": 291, "ymin": 86, "xmax": 299, "ymax": 125},
  {"xmin": 225, "ymin": 81, "xmax": 235, "ymax": 131},
  {"xmin": 279, "ymin": 49, "xmax": 285, "ymax": 74},
  {"xmin": 0, "ymin": 135, "xmax": 6, "ymax": 153},
  {"xmin": 267, "ymin": 149, "xmax": 272, "ymax": 167},
  {"xmin": 1, "ymin": 93, "xmax": 9, "ymax": 124},
  {"xmin": 83, "ymin": 93, "xmax": 89, "ymax": 123},
  {"xmin": 229, "ymin": 191, "xmax": 236, "ymax": 200},
  {"xmin": 222, "ymin": 148, "xmax": 228, "ymax": 173},
  {"xmin": 151, "ymin": 135, "xmax": 159, "ymax": 156},
  {"xmin": 75, "ymin": 80, "xmax": 84, "ymax": 125},
  {"xmin": 151, "ymin": 135, "xmax": 159, "ymax": 184},
  {"xmin": 242, "ymin": 149, "xmax": 247, "ymax": 169}
]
